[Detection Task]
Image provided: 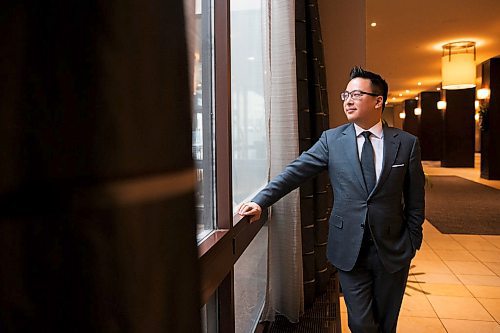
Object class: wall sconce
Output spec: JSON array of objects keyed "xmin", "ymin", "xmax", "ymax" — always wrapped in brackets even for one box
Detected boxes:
[
  {"xmin": 414, "ymin": 107, "xmax": 422, "ymax": 116},
  {"xmin": 441, "ymin": 41, "xmax": 476, "ymax": 90},
  {"xmin": 476, "ymin": 87, "xmax": 490, "ymax": 131},
  {"xmin": 477, "ymin": 88, "xmax": 490, "ymax": 100},
  {"xmin": 437, "ymin": 101, "xmax": 447, "ymax": 110},
  {"xmin": 399, "ymin": 112, "xmax": 406, "ymax": 119}
]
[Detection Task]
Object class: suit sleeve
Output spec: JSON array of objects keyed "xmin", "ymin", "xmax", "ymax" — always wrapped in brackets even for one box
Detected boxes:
[
  {"xmin": 252, "ymin": 131, "xmax": 329, "ymax": 208},
  {"xmin": 404, "ymin": 137, "xmax": 425, "ymax": 251}
]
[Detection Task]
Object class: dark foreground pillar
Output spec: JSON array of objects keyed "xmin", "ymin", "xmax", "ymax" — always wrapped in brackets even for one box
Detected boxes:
[{"xmin": 0, "ymin": 2, "xmax": 200, "ymax": 332}]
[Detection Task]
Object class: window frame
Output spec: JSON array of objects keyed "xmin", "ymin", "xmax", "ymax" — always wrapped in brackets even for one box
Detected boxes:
[{"xmin": 196, "ymin": 0, "xmax": 269, "ymax": 332}]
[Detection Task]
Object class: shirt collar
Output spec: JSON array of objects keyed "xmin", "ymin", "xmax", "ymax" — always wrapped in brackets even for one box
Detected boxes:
[{"xmin": 354, "ymin": 121, "xmax": 383, "ymax": 139}]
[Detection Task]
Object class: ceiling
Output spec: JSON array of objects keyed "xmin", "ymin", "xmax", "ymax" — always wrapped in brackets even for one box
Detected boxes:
[{"xmin": 366, "ymin": 0, "xmax": 500, "ymax": 105}]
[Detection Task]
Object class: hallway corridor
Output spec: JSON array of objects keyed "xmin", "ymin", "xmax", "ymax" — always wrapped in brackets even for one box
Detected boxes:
[{"xmin": 339, "ymin": 156, "xmax": 500, "ymax": 332}]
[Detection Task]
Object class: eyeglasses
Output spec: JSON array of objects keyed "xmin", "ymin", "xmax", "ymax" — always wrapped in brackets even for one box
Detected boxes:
[{"xmin": 340, "ymin": 90, "xmax": 380, "ymax": 101}]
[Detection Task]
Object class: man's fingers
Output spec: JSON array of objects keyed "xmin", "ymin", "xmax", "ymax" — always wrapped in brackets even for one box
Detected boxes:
[{"xmin": 237, "ymin": 202, "xmax": 262, "ymax": 223}]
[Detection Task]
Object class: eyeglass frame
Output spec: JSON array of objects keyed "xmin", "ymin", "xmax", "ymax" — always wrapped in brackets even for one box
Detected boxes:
[{"xmin": 340, "ymin": 90, "xmax": 380, "ymax": 102}]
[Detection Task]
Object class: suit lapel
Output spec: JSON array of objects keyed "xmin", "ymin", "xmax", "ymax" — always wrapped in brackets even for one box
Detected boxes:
[
  {"xmin": 371, "ymin": 126, "xmax": 400, "ymax": 196},
  {"xmin": 340, "ymin": 124, "xmax": 368, "ymax": 193}
]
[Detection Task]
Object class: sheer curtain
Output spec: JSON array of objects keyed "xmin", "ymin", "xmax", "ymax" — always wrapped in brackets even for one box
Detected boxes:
[{"xmin": 260, "ymin": 0, "xmax": 304, "ymax": 323}]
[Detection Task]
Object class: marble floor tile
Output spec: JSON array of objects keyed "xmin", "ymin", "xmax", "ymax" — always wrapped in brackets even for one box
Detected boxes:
[
  {"xmin": 477, "ymin": 298, "xmax": 500, "ymax": 323},
  {"xmin": 451, "ymin": 235, "xmax": 499, "ymax": 251},
  {"xmin": 425, "ymin": 238, "xmax": 465, "ymax": 251},
  {"xmin": 427, "ymin": 295, "xmax": 494, "ymax": 321},
  {"xmin": 445, "ymin": 260, "xmax": 496, "ymax": 276},
  {"xmin": 396, "ymin": 316, "xmax": 447, "ymax": 333},
  {"xmin": 411, "ymin": 259, "xmax": 453, "ymax": 274},
  {"xmin": 413, "ymin": 248, "xmax": 441, "ymax": 261},
  {"xmin": 441, "ymin": 319, "xmax": 500, "ymax": 333},
  {"xmin": 418, "ymin": 282, "xmax": 472, "ymax": 297},
  {"xmin": 413, "ymin": 272, "xmax": 462, "ymax": 285},
  {"xmin": 470, "ymin": 250, "xmax": 500, "ymax": 263},
  {"xmin": 482, "ymin": 236, "xmax": 500, "ymax": 249},
  {"xmin": 340, "ymin": 311, "xmax": 350, "ymax": 333},
  {"xmin": 433, "ymin": 249, "xmax": 478, "ymax": 261},
  {"xmin": 457, "ymin": 274, "xmax": 500, "ymax": 287},
  {"xmin": 400, "ymin": 295, "xmax": 437, "ymax": 318},
  {"xmin": 485, "ymin": 262, "xmax": 500, "ymax": 276},
  {"xmin": 466, "ymin": 286, "xmax": 500, "ymax": 299}
]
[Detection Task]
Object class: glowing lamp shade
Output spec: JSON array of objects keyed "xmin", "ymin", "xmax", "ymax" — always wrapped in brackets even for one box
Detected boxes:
[
  {"xmin": 441, "ymin": 41, "xmax": 476, "ymax": 90},
  {"xmin": 437, "ymin": 101, "xmax": 447, "ymax": 110},
  {"xmin": 414, "ymin": 107, "xmax": 422, "ymax": 116},
  {"xmin": 477, "ymin": 88, "xmax": 490, "ymax": 100},
  {"xmin": 399, "ymin": 112, "xmax": 406, "ymax": 119}
]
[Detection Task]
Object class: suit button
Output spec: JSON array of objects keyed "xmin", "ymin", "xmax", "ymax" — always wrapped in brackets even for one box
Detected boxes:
[{"xmin": 361, "ymin": 224, "xmax": 365, "ymax": 229}]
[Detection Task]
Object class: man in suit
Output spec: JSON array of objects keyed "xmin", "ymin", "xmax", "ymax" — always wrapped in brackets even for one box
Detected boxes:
[{"xmin": 238, "ymin": 67, "xmax": 425, "ymax": 333}]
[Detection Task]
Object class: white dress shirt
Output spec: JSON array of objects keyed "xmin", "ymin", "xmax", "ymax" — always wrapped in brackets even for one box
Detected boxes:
[{"xmin": 354, "ymin": 121, "xmax": 384, "ymax": 182}]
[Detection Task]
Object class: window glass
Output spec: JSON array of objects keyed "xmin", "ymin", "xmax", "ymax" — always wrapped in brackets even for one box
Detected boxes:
[
  {"xmin": 190, "ymin": 0, "xmax": 216, "ymax": 240},
  {"xmin": 234, "ymin": 224, "xmax": 268, "ymax": 333},
  {"xmin": 230, "ymin": 0, "xmax": 268, "ymax": 210},
  {"xmin": 201, "ymin": 292, "xmax": 218, "ymax": 333}
]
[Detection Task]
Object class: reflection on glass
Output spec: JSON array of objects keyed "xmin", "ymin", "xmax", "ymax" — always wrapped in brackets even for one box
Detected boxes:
[
  {"xmin": 201, "ymin": 292, "xmax": 218, "ymax": 333},
  {"xmin": 231, "ymin": 0, "xmax": 268, "ymax": 210},
  {"xmin": 234, "ymin": 224, "xmax": 268, "ymax": 333},
  {"xmin": 190, "ymin": 0, "xmax": 215, "ymax": 240}
]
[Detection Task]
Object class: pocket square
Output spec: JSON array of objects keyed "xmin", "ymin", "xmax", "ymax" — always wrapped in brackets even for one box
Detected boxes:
[{"xmin": 392, "ymin": 164, "xmax": 405, "ymax": 168}]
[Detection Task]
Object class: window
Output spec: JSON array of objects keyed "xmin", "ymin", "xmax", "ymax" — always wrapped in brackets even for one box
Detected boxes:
[
  {"xmin": 194, "ymin": 0, "xmax": 271, "ymax": 331},
  {"xmin": 230, "ymin": 0, "xmax": 268, "ymax": 210},
  {"xmin": 190, "ymin": 0, "xmax": 216, "ymax": 241}
]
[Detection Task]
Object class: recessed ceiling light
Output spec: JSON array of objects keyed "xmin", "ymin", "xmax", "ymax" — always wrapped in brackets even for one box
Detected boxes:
[
  {"xmin": 371, "ymin": 22, "xmax": 377, "ymax": 27},
  {"xmin": 406, "ymin": 90, "xmax": 410, "ymax": 93},
  {"xmin": 399, "ymin": 93, "xmax": 403, "ymax": 96},
  {"xmin": 417, "ymin": 82, "xmax": 422, "ymax": 86},
  {"xmin": 392, "ymin": 97, "xmax": 396, "ymax": 100}
]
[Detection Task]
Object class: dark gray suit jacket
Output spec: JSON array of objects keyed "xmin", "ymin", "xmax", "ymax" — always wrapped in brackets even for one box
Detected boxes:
[{"xmin": 252, "ymin": 123, "xmax": 425, "ymax": 273}]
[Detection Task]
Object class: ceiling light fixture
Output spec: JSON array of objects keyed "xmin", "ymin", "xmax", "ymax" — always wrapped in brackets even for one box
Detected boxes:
[
  {"xmin": 441, "ymin": 41, "xmax": 476, "ymax": 90},
  {"xmin": 414, "ymin": 107, "xmax": 422, "ymax": 116},
  {"xmin": 437, "ymin": 101, "xmax": 447, "ymax": 110},
  {"xmin": 399, "ymin": 112, "xmax": 406, "ymax": 119},
  {"xmin": 417, "ymin": 82, "xmax": 422, "ymax": 86},
  {"xmin": 371, "ymin": 22, "xmax": 377, "ymax": 27}
]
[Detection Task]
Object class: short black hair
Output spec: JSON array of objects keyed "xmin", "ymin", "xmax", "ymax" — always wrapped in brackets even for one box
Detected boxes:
[{"xmin": 349, "ymin": 66, "xmax": 388, "ymax": 110}]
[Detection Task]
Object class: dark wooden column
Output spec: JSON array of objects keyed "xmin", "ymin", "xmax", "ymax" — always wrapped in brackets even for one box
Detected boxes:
[
  {"xmin": 0, "ymin": 1, "xmax": 200, "ymax": 332},
  {"xmin": 441, "ymin": 88, "xmax": 476, "ymax": 167},
  {"xmin": 419, "ymin": 91, "xmax": 443, "ymax": 161},
  {"xmin": 403, "ymin": 99, "xmax": 420, "ymax": 137},
  {"xmin": 480, "ymin": 57, "xmax": 500, "ymax": 179}
]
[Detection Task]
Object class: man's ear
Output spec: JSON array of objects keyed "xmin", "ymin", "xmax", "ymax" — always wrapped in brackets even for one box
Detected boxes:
[{"xmin": 375, "ymin": 96, "xmax": 383, "ymax": 109}]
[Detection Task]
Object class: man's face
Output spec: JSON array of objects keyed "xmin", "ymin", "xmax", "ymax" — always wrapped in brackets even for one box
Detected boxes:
[{"xmin": 343, "ymin": 78, "xmax": 383, "ymax": 128}]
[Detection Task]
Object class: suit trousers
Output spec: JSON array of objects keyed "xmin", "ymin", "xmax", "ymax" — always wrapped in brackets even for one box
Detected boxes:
[{"xmin": 338, "ymin": 240, "xmax": 410, "ymax": 333}]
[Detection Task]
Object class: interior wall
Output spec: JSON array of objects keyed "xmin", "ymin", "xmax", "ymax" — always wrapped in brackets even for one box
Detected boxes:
[
  {"xmin": 393, "ymin": 104, "xmax": 404, "ymax": 129},
  {"xmin": 382, "ymin": 105, "xmax": 395, "ymax": 126},
  {"xmin": 317, "ymin": 0, "xmax": 366, "ymax": 129}
]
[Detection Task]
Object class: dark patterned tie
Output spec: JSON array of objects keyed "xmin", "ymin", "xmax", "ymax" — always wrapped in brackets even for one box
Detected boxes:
[{"xmin": 361, "ymin": 131, "xmax": 376, "ymax": 194}]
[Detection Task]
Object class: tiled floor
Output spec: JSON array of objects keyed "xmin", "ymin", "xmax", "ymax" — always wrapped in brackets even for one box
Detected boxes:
[{"xmin": 340, "ymin": 156, "xmax": 500, "ymax": 332}]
